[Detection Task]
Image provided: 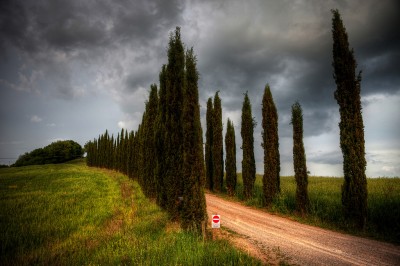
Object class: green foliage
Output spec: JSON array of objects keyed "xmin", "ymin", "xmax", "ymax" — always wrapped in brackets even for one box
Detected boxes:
[
  {"xmin": 181, "ymin": 48, "xmax": 207, "ymax": 235},
  {"xmin": 155, "ymin": 65, "xmax": 168, "ymax": 209},
  {"xmin": 86, "ymin": 27, "xmax": 208, "ymax": 236},
  {"xmin": 85, "ymin": 128, "xmax": 137, "ymax": 180},
  {"xmin": 14, "ymin": 140, "xmax": 83, "ymax": 167},
  {"xmin": 291, "ymin": 102, "xmax": 310, "ymax": 214},
  {"xmin": 261, "ymin": 84, "xmax": 280, "ymax": 206},
  {"xmin": 0, "ymin": 160, "xmax": 261, "ymax": 265},
  {"xmin": 241, "ymin": 92, "xmax": 256, "ymax": 199},
  {"xmin": 212, "ymin": 91, "xmax": 224, "ymax": 192},
  {"xmin": 141, "ymin": 84, "xmax": 159, "ymax": 198},
  {"xmin": 164, "ymin": 27, "xmax": 185, "ymax": 219},
  {"xmin": 332, "ymin": 9, "xmax": 367, "ymax": 229},
  {"xmin": 225, "ymin": 118, "xmax": 237, "ymax": 196},
  {"xmin": 205, "ymin": 97, "xmax": 214, "ymax": 190}
]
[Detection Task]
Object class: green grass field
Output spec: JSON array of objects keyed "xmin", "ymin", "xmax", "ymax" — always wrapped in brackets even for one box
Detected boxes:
[
  {"xmin": 0, "ymin": 160, "xmax": 260, "ymax": 265},
  {"xmin": 227, "ymin": 174, "xmax": 400, "ymax": 243}
]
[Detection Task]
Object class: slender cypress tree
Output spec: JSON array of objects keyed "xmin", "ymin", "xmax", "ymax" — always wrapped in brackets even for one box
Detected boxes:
[
  {"xmin": 164, "ymin": 27, "xmax": 185, "ymax": 219},
  {"xmin": 116, "ymin": 132, "xmax": 120, "ymax": 170},
  {"xmin": 155, "ymin": 65, "xmax": 167, "ymax": 209},
  {"xmin": 120, "ymin": 129, "xmax": 124, "ymax": 173},
  {"xmin": 181, "ymin": 48, "xmax": 207, "ymax": 235},
  {"xmin": 225, "ymin": 118, "xmax": 237, "ymax": 196},
  {"xmin": 291, "ymin": 102, "xmax": 309, "ymax": 214},
  {"xmin": 143, "ymin": 84, "xmax": 158, "ymax": 198},
  {"xmin": 110, "ymin": 134, "xmax": 115, "ymax": 171},
  {"xmin": 241, "ymin": 92, "xmax": 256, "ymax": 199},
  {"xmin": 123, "ymin": 129, "xmax": 129, "ymax": 175},
  {"xmin": 205, "ymin": 97, "xmax": 214, "ymax": 190},
  {"xmin": 262, "ymin": 84, "xmax": 280, "ymax": 206},
  {"xmin": 132, "ymin": 130, "xmax": 138, "ymax": 178},
  {"xmin": 332, "ymin": 9, "xmax": 367, "ymax": 228},
  {"xmin": 137, "ymin": 114, "xmax": 146, "ymax": 185},
  {"xmin": 108, "ymin": 133, "xmax": 114, "ymax": 170},
  {"xmin": 127, "ymin": 130, "xmax": 134, "ymax": 179},
  {"xmin": 212, "ymin": 92, "xmax": 224, "ymax": 192}
]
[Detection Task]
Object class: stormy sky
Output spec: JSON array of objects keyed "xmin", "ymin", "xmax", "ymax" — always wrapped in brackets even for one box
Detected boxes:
[{"xmin": 1, "ymin": 0, "xmax": 399, "ymax": 177}]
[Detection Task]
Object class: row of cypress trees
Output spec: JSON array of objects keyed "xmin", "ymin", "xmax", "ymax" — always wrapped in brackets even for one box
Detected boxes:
[
  {"xmin": 87, "ymin": 9, "xmax": 367, "ymax": 230},
  {"xmin": 204, "ymin": 86, "xmax": 306, "ymax": 212},
  {"xmin": 205, "ymin": 10, "xmax": 367, "ymax": 229},
  {"xmin": 205, "ymin": 90, "xmax": 258, "ymax": 202},
  {"xmin": 86, "ymin": 28, "xmax": 207, "ymax": 235}
]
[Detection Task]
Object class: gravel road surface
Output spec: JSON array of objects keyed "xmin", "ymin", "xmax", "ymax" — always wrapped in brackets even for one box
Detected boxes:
[{"xmin": 206, "ymin": 193, "xmax": 400, "ymax": 265}]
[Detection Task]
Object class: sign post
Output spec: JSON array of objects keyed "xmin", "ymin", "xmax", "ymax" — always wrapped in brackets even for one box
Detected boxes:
[{"xmin": 212, "ymin": 214, "xmax": 220, "ymax": 228}]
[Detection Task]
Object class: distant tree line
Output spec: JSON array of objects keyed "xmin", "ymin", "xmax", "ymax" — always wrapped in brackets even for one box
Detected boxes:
[
  {"xmin": 87, "ymin": 9, "xmax": 367, "ymax": 231},
  {"xmin": 13, "ymin": 140, "xmax": 84, "ymax": 167}
]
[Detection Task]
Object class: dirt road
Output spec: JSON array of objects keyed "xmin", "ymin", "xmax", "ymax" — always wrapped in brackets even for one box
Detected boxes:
[{"xmin": 206, "ymin": 193, "xmax": 400, "ymax": 265}]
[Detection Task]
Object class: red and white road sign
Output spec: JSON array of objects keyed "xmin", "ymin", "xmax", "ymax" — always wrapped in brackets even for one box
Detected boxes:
[{"xmin": 212, "ymin": 214, "xmax": 220, "ymax": 228}]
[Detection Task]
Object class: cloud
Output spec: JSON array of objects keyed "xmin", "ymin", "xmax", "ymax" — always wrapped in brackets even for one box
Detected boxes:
[
  {"xmin": 1, "ymin": 0, "xmax": 399, "ymax": 176},
  {"xmin": 30, "ymin": 115, "xmax": 42, "ymax": 123},
  {"xmin": 0, "ymin": 0, "xmax": 183, "ymax": 102}
]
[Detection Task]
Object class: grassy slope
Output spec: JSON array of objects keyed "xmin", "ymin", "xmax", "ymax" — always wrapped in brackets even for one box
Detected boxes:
[
  {"xmin": 0, "ymin": 160, "xmax": 260, "ymax": 265},
  {"xmin": 225, "ymin": 174, "xmax": 400, "ymax": 244}
]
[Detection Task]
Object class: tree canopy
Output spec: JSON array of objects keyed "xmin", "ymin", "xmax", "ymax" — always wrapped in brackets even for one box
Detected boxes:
[{"xmin": 14, "ymin": 140, "xmax": 84, "ymax": 167}]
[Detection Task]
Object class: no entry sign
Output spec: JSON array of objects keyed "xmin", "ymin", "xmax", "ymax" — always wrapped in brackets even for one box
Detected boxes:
[{"xmin": 212, "ymin": 214, "xmax": 220, "ymax": 228}]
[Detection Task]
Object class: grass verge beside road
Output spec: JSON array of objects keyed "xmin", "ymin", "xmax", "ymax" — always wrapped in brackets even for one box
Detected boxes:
[{"xmin": 0, "ymin": 160, "xmax": 260, "ymax": 265}]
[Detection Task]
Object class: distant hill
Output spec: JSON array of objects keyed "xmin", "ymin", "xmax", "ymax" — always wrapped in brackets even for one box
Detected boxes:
[{"xmin": 13, "ymin": 140, "xmax": 84, "ymax": 167}]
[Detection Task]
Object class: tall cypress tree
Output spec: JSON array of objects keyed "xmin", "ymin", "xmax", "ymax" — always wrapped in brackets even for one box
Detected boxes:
[
  {"xmin": 123, "ymin": 129, "xmax": 129, "ymax": 175},
  {"xmin": 332, "ymin": 9, "xmax": 367, "ymax": 228},
  {"xmin": 262, "ymin": 84, "xmax": 280, "ymax": 206},
  {"xmin": 225, "ymin": 118, "xmax": 237, "ymax": 196},
  {"xmin": 142, "ymin": 84, "xmax": 158, "ymax": 198},
  {"xmin": 116, "ymin": 132, "xmax": 120, "ymax": 171},
  {"xmin": 120, "ymin": 129, "xmax": 124, "ymax": 173},
  {"xmin": 212, "ymin": 92, "xmax": 224, "ymax": 192},
  {"xmin": 137, "ymin": 114, "xmax": 146, "ymax": 186},
  {"xmin": 205, "ymin": 97, "xmax": 214, "ymax": 191},
  {"xmin": 110, "ymin": 134, "xmax": 115, "ymax": 171},
  {"xmin": 241, "ymin": 92, "xmax": 256, "ymax": 199},
  {"xmin": 132, "ymin": 130, "xmax": 138, "ymax": 178},
  {"xmin": 127, "ymin": 131, "xmax": 134, "ymax": 179},
  {"xmin": 155, "ymin": 65, "xmax": 167, "ymax": 209},
  {"xmin": 181, "ymin": 48, "xmax": 207, "ymax": 235},
  {"xmin": 291, "ymin": 102, "xmax": 309, "ymax": 214},
  {"xmin": 164, "ymin": 27, "xmax": 185, "ymax": 219}
]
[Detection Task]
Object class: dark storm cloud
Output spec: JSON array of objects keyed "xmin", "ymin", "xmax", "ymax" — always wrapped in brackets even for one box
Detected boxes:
[
  {"xmin": 111, "ymin": 0, "xmax": 184, "ymax": 45},
  {"xmin": 1, "ymin": 0, "xmax": 399, "ymax": 175},
  {"xmin": 0, "ymin": 0, "xmax": 184, "ymax": 100},
  {"xmin": 1, "ymin": 0, "xmax": 184, "ymax": 53},
  {"xmin": 193, "ymin": 0, "xmax": 400, "ymax": 141},
  {"xmin": 0, "ymin": 0, "xmax": 31, "ymax": 53}
]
